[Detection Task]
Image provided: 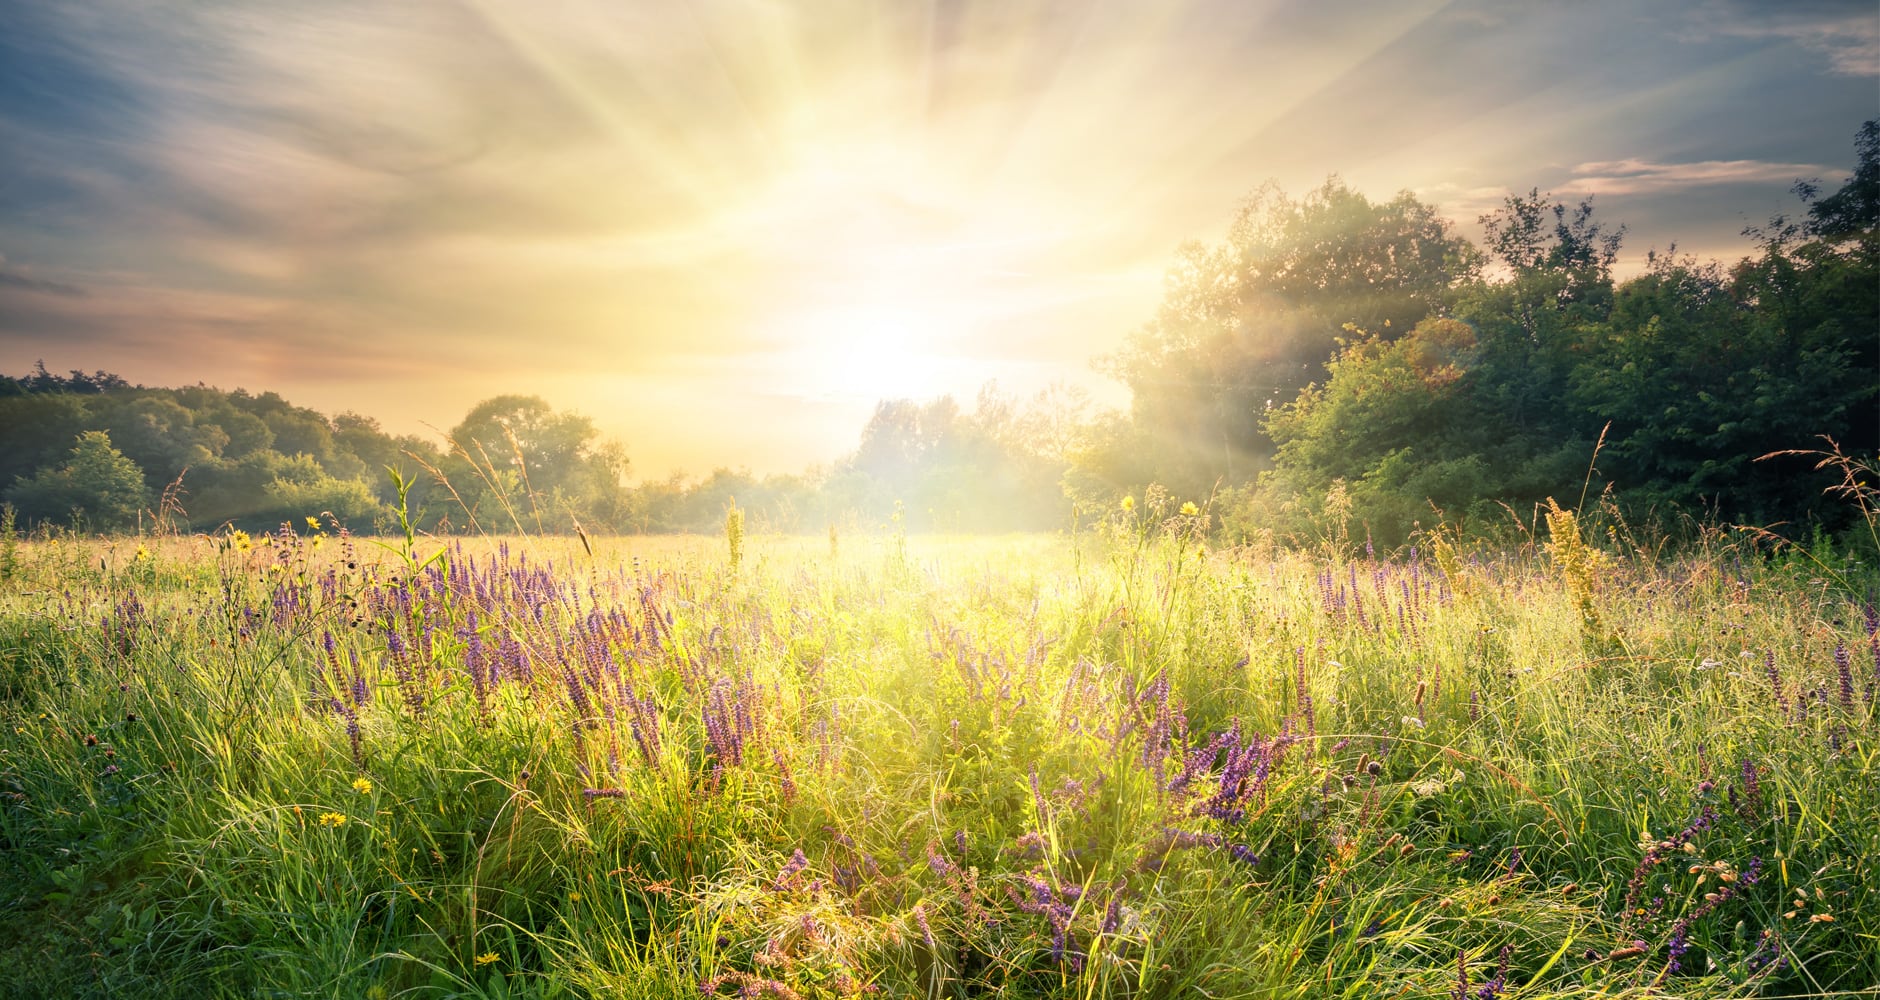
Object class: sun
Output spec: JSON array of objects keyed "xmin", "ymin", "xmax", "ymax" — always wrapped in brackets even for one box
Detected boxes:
[
  {"xmin": 719, "ymin": 143, "xmax": 1001, "ymax": 403},
  {"xmin": 817, "ymin": 301, "xmax": 957, "ymax": 400},
  {"xmin": 772, "ymin": 299, "xmax": 960, "ymax": 402}
]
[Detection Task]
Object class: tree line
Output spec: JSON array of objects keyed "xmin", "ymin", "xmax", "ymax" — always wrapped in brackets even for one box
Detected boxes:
[
  {"xmin": 3, "ymin": 122, "xmax": 1873, "ymax": 544},
  {"xmin": 1084, "ymin": 122, "xmax": 1876, "ymax": 543},
  {"xmin": 0, "ymin": 369, "xmax": 1080, "ymax": 536}
]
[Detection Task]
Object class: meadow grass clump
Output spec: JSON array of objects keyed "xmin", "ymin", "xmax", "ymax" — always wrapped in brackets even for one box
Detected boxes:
[{"xmin": 0, "ymin": 523, "xmax": 1874, "ymax": 997}]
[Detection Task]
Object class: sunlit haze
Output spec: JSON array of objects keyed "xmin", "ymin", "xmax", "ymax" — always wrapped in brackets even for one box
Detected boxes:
[{"xmin": 2, "ymin": 0, "xmax": 1874, "ymax": 475}]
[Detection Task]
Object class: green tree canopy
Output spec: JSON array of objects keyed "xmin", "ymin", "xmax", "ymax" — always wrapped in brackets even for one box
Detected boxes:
[
  {"xmin": 5, "ymin": 431, "xmax": 149, "ymax": 530},
  {"xmin": 1103, "ymin": 178, "xmax": 1478, "ymax": 497}
]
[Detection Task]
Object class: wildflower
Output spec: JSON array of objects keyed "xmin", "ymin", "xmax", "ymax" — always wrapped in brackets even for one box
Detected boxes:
[
  {"xmin": 773, "ymin": 848, "xmax": 809, "ymax": 889},
  {"xmin": 474, "ymin": 952, "xmax": 500, "ymax": 966},
  {"xmin": 306, "ymin": 516, "xmax": 321, "ymax": 531},
  {"xmin": 1180, "ymin": 501, "xmax": 1199, "ymax": 516},
  {"xmin": 913, "ymin": 904, "xmax": 936, "ymax": 950},
  {"xmin": 230, "ymin": 529, "xmax": 252, "ymax": 552},
  {"xmin": 568, "ymin": 891, "xmax": 581, "ymax": 902},
  {"xmin": 1834, "ymin": 643, "xmax": 1854, "ymax": 709},
  {"xmin": 317, "ymin": 812, "xmax": 348, "ymax": 827},
  {"xmin": 134, "ymin": 544, "xmax": 149, "ymax": 561},
  {"xmin": 352, "ymin": 777, "xmax": 373, "ymax": 794},
  {"xmin": 1120, "ymin": 495, "xmax": 1135, "ymax": 512}
]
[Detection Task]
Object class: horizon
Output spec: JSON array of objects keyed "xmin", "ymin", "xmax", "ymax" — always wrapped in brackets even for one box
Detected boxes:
[{"xmin": 2, "ymin": 0, "xmax": 1875, "ymax": 478}]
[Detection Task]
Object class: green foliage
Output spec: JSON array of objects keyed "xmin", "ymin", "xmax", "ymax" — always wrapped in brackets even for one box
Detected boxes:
[
  {"xmin": 1113, "ymin": 123, "xmax": 1879, "ymax": 546},
  {"xmin": 0, "ymin": 374, "xmax": 448, "ymax": 534},
  {"xmin": 4, "ymin": 431, "xmax": 149, "ymax": 530},
  {"xmin": 1102, "ymin": 178, "xmax": 1480, "ymax": 498},
  {"xmin": 0, "ymin": 504, "xmax": 16, "ymax": 581}
]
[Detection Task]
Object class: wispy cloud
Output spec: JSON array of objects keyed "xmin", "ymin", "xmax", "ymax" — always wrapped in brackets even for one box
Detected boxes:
[
  {"xmin": 1561, "ymin": 158, "xmax": 1830, "ymax": 196},
  {"xmin": 1697, "ymin": 0, "xmax": 1879, "ymax": 75},
  {"xmin": 1413, "ymin": 182, "xmax": 1518, "ymax": 224},
  {"xmin": 0, "ymin": 265, "xmax": 85, "ymax": 298}
]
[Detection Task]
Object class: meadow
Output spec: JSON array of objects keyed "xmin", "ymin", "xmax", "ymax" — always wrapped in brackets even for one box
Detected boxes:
[{"xmin": 0, "ymin": 509, "xmax": 1875, "ymax": 999}]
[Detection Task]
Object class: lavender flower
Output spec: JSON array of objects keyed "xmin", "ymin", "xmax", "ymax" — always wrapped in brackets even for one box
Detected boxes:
[
  {"xmin": 773, "ymin": 848, "xmax": 809, "ymax": 890},
  {"xmin": 1834, "ymin": 642, "xmax": 1854, "ymax": 710},
  {"xmin": 1475, "ymin": 945, "xmax": 1511, "ymax": 1000},
  {"xmin": 913, "ymin": 903, "xmax": 936, "ymax": 950},
  {"xmin": 1621, "ymin": 805, "xmax": 1717, "ymax": 932},
  {"xmin": 1765, "ymin": 651, "xmax": 1789, "ymax": 713},
  {"xmin": 926, "ymin": 839, "xmax": 960, "ymax": 878}
]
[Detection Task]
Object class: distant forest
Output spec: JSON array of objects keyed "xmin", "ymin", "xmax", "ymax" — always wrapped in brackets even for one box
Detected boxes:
[{"xmin": 3, "ymin": 123, "xmax": 1874, "ymax": 544}]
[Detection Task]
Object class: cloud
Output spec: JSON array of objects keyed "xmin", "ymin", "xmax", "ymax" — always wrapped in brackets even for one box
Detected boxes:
[
  {"xmin": 1698, "ymin": 0, "xmax": 1879, "ymax": 75},
  {"xmin": 1560, "ymin": 157, "xmax": 1831, "ymax": 196},
  {"xmin": 0, "ymin": 270, "xmax": 86, "ymax": 298},
  {"xmin": 1413, "ymin": 182, "xmax": 1518, "ymax": 224}
]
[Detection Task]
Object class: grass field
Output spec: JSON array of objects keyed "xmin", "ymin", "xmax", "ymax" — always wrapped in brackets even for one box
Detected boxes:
[{"xmin": 0, "ymin": 517, "xmax": 1875, "ymax": 998}]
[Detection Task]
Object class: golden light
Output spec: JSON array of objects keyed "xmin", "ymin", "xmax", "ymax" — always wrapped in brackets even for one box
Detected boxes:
[
  {"xmin": 778, "ymin": 301, "xmax": 955, "ymax": 401},
  {"xmin": 720, "ymin": 137, "xmax": 1012, "ymax": 404}
]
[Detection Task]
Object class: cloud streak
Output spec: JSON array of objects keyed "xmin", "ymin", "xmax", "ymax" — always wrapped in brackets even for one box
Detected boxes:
[
  {"xmin": 1698, "ymin": 0, "xmax": 1880, "ymax": 76},
  {"xmin": 1562, "ymin": 158, "xmax": 1831, "ymax": 196}
]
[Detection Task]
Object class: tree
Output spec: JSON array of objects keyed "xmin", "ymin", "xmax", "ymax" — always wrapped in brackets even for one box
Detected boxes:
[
  {"xmin": 1479, "ymin": 189, "xmax": 1624, "ymax": 293},
  {"xmin": 1799, "ymin": 119, "xmax": 1879, "ymax": 242},
  {"xmin": 1261, "ymin": 318, "xmax": 1584, "ymax": 544},
  {"xmin": 96, "ymin": 395, "xmax": 229, "ymax": 490},
  {"xmin": 5, "ymin": 431, "xmax": 149, "ymax": 529},
  {"xmin": 1101, "ymin": 178, "xmax": 1478, "ymax": 497},
  {"xmin": 443, "ymin": 396, "xmax": 628, "ymax": 532}
]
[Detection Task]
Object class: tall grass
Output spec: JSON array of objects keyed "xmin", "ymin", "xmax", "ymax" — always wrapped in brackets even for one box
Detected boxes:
[{"xmin": 0, "ymin": 519, "xmax": 1873, "ymax": 998}]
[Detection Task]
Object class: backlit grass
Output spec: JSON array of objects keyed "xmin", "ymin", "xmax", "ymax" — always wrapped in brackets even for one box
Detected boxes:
[{"xmin": 0, "ymin": 521, "xmax": 1874, "ymax": 998}]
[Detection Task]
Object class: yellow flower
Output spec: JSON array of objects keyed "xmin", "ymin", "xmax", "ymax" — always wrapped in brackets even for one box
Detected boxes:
[
  {"xmin": 230, "ymin": 529, "xmax": 252, "ymax": 552},
  {"xmin": 352, "ymin": 777, "xmax": 373, "ymax": 794},
  {"xmin": 317, "ymin": 812, "xmax": 347, "ymax": 828},
  {"xmin": 306, "ymin": 516, "xmax": 321, "ymax": 530},
  {"xmin": 1120, "ymin": 495, "xmax": 1136, "ymax": 512},
  {"xmin": 134, "ymin": 543, "xmax": 150, "ymax": 561},
  {"xmin": 474, "ymin": 952, "xmax": 501, "ymax": 966},
  {"xmin": 1180, "ymin": 501, "xmax": 1199, "ymax": 517},
  {"xmin": 568, "ymin": 891, "xmax": 581, "ymax": 902}
]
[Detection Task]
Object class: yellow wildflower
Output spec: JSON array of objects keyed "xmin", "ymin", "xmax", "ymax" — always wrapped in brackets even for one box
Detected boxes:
[
  {"xmin": 568, "ymin": 891, "xmax": 581, "ymax": 902},
  {"xmin": 230, "ymin": 529, "xmax": 252, "ymax": 552},
  {"xmin": 352, "ymin": 777, "xmax": 373, "ymax": 794},
  {"xmin": 1180, "ymin": 501, "xmax": 1199, "ymax": 516},
  {"xmin": 474, "ymin": 952, "xmax": 501, "ymax": 966},
  {"xmin": 134, "ymin": 544, "xmax": 150, "ymax": 561},
  {"xmin": 1120, "ymin": 495, "xmax": 1136, "ymax": 512},
  {"xmin": 317, "ymin": 812, "xmax": 347, "ymax": 828},
  {"xmin": 306, "ymin": 516, "xmax": 321, "ymax": 530}
]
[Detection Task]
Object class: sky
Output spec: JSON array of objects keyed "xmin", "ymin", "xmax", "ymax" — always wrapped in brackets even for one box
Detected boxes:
[{"xmin": 1, "ymin": 0, "xmax": 1875, "ymax": 477}]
